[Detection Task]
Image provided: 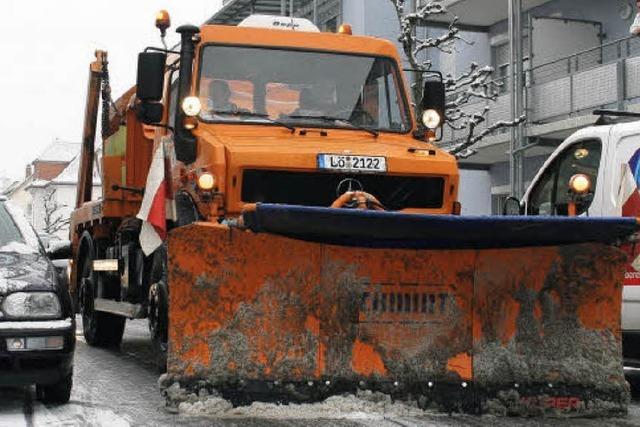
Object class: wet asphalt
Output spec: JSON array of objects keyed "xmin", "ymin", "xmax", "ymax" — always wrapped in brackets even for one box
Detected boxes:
[{"xmin": 1, "ymin": 317, "xmax": 640, "ymax": 426}]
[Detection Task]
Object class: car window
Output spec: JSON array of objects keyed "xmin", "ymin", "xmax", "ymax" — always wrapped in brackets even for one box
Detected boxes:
[
  {"xmin": 528, "ymin": 168, "xmax": 555, "ymax": 215},
  {"xmin": 528, "ymin": 139, "xmax": 602, "ymax": 216},
  {"xmin": 0, "ymin": 203, "xmax": 25, "ymax": 246}
]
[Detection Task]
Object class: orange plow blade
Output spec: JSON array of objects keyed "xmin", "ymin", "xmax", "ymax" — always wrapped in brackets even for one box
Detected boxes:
[{"xmin": 167, "ymin": 220, "xmax": 630, "ymax": 416}]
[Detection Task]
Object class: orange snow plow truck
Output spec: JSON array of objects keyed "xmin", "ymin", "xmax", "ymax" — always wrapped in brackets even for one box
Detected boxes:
[{"xmin": 69, "ymin": 13, "xmax": 639, "ymax": 416}]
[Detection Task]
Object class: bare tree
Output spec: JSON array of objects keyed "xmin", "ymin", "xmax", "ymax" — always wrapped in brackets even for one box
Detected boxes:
[
  {"xmin": 391, "ymin": 0, "xmax": 526, "ymax": 159},
  {"xmin": 42, "ymin": 188, "xmax": 69, "ymax": 235}
]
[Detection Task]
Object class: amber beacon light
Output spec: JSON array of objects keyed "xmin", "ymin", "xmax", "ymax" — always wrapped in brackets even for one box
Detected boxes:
[
  {"xmin": 155, "ymin": 10, "xmax": 171, "ymax": 37},
  {"xmin": 338, "ymin": 24, "xmax": 353, "ymax": 35}
]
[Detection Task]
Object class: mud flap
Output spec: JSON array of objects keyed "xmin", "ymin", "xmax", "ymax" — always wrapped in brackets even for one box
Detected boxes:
[{"xmin": 167, "ymin": 223, "xmax": 628, "ymax": 416}]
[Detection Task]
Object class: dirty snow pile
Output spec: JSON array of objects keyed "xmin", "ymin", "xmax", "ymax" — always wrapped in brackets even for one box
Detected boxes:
[{"xmin": 163, "ymin": 379, "xmax": 425, "ymax": 420}]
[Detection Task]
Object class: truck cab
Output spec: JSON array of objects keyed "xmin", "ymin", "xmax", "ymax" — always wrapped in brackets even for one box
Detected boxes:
[
  {"xmin": 156, "ymin": 17, "xmax": 458, "ymax": 220},
  {"xmin": 519, "ymin": 116, "xmax": 640, "ymax": 361}
]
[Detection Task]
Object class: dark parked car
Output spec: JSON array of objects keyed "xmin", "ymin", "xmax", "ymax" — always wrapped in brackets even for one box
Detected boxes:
[{"xmin": 0, "ymin": 199, "xmax": 75, "ymax": 403}]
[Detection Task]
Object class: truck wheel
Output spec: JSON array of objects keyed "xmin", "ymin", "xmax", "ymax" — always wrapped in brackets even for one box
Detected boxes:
[
  {"xmin": 37, "ymin": 373, "xmax": 73, "ymax": 404},
  {"xmin": 79, "ymin": 248, "xmax": 125, "ymax": 347},
  {"xmin": 148, "ymin": 281, "xmax": 168, "ymax": 372},
  {"xmin": 148, "ymin": 246, "xmax": 168, "ymax": 372}
]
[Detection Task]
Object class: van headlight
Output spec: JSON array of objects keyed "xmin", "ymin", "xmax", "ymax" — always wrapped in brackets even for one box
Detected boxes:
[{"xmin": 2, "ymin": 292, "xmax": 62, "ymax": 319}]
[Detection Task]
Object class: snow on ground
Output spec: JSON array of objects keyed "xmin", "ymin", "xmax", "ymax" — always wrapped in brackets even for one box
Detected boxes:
[
  {"xmin": 178, "ymin": 391, "xmax": 426, "ymax": 420},
  {"xmin": 33, "ymin": 403, "xmax": 131, "ymax": 427},
  {"xmin": 3, "ymin": 318, "xmax": 640, "ymax": 426}
]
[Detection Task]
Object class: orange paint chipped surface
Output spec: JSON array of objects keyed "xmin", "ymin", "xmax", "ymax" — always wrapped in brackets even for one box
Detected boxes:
[
  {"xmin": 446, "ymin": 352, "xmax": 472, "ymax": 381},
  {"xmin": 305, "ymin": 315, "xmax": 320, "ymax": 336},
  {"xmin": 351, "ymin": 340, "xmax": 387, "ymax": 377}
]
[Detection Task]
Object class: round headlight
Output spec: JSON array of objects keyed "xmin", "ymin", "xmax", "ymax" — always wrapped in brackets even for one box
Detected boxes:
[
  {"xmin": 182, "ymin": 96, "xmax": 202, "ymax": 117},
  {"xmin": 422, "ymin": 109, "xmax": 442, "ymax": 129},
  {"xmin": 569, "ymin": 174, "xmax": 592, "ymax": 195},
  {"xmin": 2, "ymin": 292, "xmax": 62, "ymax": 319},
  {"xmin": 197, "ymin": 173, "xmax": 216, "ymax": 191}
]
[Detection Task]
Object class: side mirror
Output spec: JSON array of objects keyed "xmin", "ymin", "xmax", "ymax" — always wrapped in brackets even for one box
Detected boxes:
[
  {"xmin": 136, "ymin": 52, "xmax": 166, "ymax": 124},
  {"xmin": 503, "ymin": 197, "xmax": 523, "ymax": 216},
  {"xmin": 47, "ymin": 240, "xmax": 72, "ymax": 260},
  {"xmin": 421, "ymin": 80, "xmax": 446, "ymax": 137},
  {"xmin": 136, "ymin": 52, "xmax": 166, "ymax": 101}
]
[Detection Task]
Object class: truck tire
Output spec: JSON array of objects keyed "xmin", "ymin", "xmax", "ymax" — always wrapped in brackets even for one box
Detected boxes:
[
  {"xmin": 79, "ymin": 244, "xmax": 125, "ymax": 347},
  {"xmin": 148, "ymin": 245, "xmax": 169, "ymax": 372},
  {"xmin": 37, "ymin": 372, "xmax": 73, "ymax": 404}
]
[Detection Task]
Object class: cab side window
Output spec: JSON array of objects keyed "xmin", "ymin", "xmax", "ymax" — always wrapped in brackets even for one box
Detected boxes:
[{"xmin": 528, "ymin": 139, "xmax": 602, "ymax": 216}]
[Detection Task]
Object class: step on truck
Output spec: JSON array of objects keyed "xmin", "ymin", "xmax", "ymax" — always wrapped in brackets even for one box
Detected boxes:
[{"xmin": 69, "ymin": 12, "xmax": 639, "ymax": 416}]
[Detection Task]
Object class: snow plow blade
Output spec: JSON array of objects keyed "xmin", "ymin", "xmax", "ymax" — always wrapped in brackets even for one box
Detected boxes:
[{"xmin": 167, "ymin": 205, "xmax": 638, "ymax": 416}]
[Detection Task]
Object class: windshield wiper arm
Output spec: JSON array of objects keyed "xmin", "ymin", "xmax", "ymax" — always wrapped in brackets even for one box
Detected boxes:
[
  {"xmin": 286, "ymin": 115, "xmax": 379, "ymax": 138},
  {"xmin": 212, "ymin": 111, "xmax": 296, "ymax": 133}
]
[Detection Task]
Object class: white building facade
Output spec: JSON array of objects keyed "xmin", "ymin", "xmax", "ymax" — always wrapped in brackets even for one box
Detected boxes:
[
  {"xmin": 211, "ymin": 0, "xmax": 640, "ymax": 215},
  {"xmin": 5, "ymin": 142, "xmax": 101, "ymax": 240}
]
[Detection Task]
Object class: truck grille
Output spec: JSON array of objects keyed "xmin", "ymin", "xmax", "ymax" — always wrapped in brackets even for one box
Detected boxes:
[{"xmin": 241, "ymin": 170, "xmax": 444, "ymax": 210}]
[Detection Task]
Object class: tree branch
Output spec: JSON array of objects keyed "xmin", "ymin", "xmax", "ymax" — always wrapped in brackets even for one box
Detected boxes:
[
  {"xmin": 42, "ymin": 188, "xmax": 69, "ymax": 234},
  {"xmin": 391, "ymin": 0, "xmax": 526, "ymax": 156},
  {"xmin": 450, "ymin": 115, "xmax": 528, "ymax": 159}
]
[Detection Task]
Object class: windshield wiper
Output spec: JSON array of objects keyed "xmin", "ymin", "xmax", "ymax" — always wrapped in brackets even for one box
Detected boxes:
[
  {"xmin": 212, "ymin": 111, "xmax": 296, "ymax": 133},
  {"xmin": 286, "ymin": 115, "xmax": 379, "ymax": 138}
]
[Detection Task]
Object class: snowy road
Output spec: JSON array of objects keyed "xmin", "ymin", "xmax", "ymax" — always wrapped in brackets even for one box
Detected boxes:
[{"xmin": 2, "ymin": 317, "xmax": 640, "ymax": 426}]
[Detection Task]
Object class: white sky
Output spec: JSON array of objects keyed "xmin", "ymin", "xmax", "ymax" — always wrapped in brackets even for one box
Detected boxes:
[{"xmin": 0, "ymin": 0, "xmax": 222, "ymax": 180}]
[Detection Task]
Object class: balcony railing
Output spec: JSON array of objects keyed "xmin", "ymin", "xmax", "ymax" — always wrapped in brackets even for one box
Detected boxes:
[{"xmin": 443, "ymin": 36, "xmax": 640, "ymax": 144}]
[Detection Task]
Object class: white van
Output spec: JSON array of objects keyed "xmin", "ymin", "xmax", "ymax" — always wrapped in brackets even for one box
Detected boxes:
[{"xmin": 514, "ymin": 112, "xmax": 640, "ymax": 362}]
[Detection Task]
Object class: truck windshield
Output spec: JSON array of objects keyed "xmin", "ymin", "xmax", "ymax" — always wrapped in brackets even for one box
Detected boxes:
[{"xmin": 198, "ymin": 45, "xmax": 411, "ymax": 133}]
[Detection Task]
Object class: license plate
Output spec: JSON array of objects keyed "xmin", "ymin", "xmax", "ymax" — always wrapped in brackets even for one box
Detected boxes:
[{"xmin": 318, "ymin": 154, "xmax": 387, "ymax": 173}]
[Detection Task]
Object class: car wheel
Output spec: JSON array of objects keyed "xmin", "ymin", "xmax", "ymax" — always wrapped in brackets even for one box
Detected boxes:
[
  {"xmin": 37, "ymin": 373, "xmax": 73, "ymax": 404},
  {"xmin": 79, "ymin": 245, "xmax": 125, "ymax": 347}
]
